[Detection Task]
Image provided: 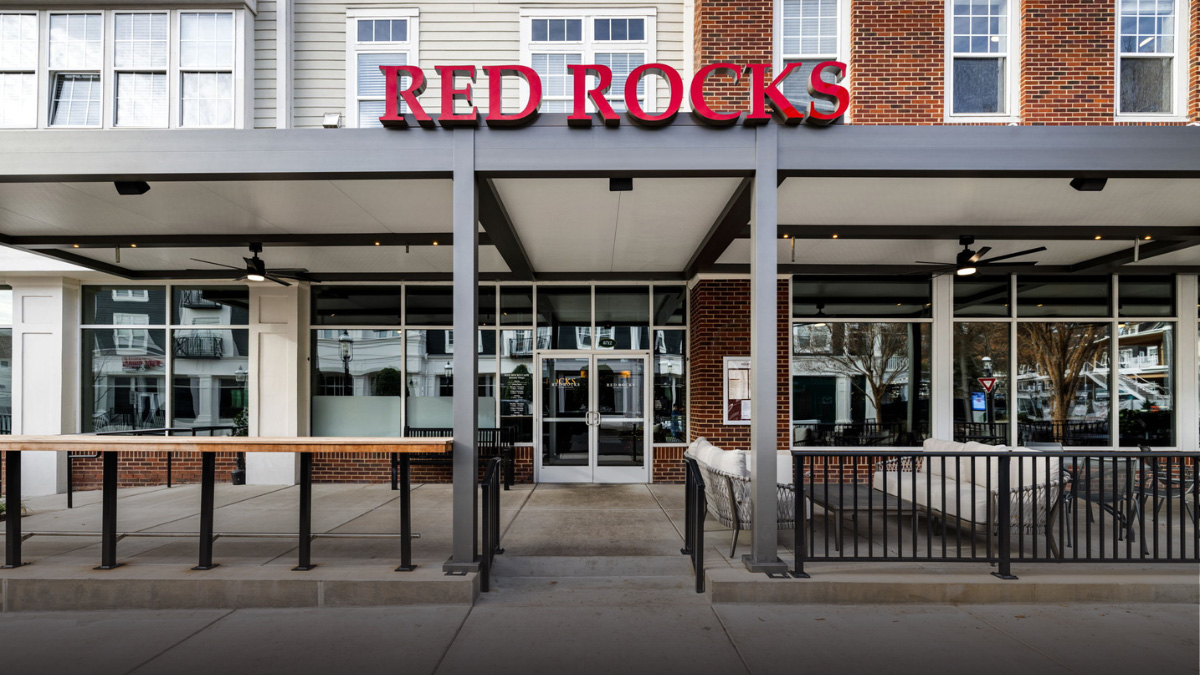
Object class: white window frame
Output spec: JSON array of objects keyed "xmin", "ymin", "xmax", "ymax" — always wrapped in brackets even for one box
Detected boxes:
[
  {"xmin": 0, "ymin": 12, "xmax": 41, "ymax": 129},
  {"xmin": 1115, "ymin": 0, "xmax": 1189, "ymax": 122},
  {"xmin": 112, "ymin": 289, "xmax": 149, "ymax": 302},
  {"xmin": 519, "ymin": 8, "xmax": 657, "ymax": 114},
  {"xmin": 774, "ymin": 0, "xmax": 852, "ymax": 121},
  {"xmin": 3, "ymin": 9, "xmax": 245, "ymax": 130},
  {"xmin": 344, "ymin": 9, "xmax": 419, "ymax": 129},
  {"xmin": 113, "ymin": 312, "xmax": 151, "ymax": 353},
  {"xmin": 944, "ymin": 0, "xmax": 1020, "ymax": 123}
]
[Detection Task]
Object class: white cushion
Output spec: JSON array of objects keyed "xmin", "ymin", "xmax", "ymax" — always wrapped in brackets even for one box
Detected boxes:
[
  {"xmin": 991, "ymin": 447, "xmax": 1062, "ymax": 489},
  {"xmin": 922, "ymin": 438, "xmax": 966, "ymax": 479},
  {"xmin": 872, "ymin": 470, "xmax": 990, "ymax": 525},
  {"xmin": 742, "ymin": 451, "xmax": 799, "ymax": 484},
  {"xmin": 709, "ymin": 449, "xmax": 748, "ymax": 477}
]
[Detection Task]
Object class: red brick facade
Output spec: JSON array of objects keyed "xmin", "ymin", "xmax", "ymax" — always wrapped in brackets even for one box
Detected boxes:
[
  {"xmin": 1191, "ymin": 0, "xmax": 1200, "ymax": 121},
  {"xmin": 849, "ymin": 0, "xmax": 945, "ymax": 124},
  {"xmin": 687, "ymin": 278, "xmax": 791, "ymax": 453},
  {"xmin": 693, "ymin": 0, "xmax": 773, "ymax": 112},
  {"xmin": 1020, "ymin": 0, "xmax": 1114, "ymax": 124},
  {"xmin": 66, "ymin": 452, "xmax": 240, "ymax": 491}
]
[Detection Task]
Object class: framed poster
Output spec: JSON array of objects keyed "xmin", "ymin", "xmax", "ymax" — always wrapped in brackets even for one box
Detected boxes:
[{"xmin": 723, "ymin": 357, "xmax": 752, "ymax": 425}]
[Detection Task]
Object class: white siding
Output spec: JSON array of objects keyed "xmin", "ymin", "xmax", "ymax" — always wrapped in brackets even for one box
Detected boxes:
[
  {"xmin": 254, "ymin": 0, "xmax": 278, "ymax": 128},
  {"xmin": 293, "ymin": 0, "xmax": 685, "ymax": 128}
]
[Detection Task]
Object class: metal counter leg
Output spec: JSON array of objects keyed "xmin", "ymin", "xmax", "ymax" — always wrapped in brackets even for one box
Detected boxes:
[
  {"xmin": 3, "ymin": 451, "xmax": 24, "ymax": 568},
  {"xmin": 396, "ymin": 454, "xmax": 416, "ymax": 571},
  {"xmin": 193, "ymin": 453, "xmax": 218, "ymax": 570},
  {"xmin": 96, "ymin": 452, "xmax": 122, "ymax": 570},
  {"xmin": 293, "ymin": 452, "xmax": 316, "ymax": 571}
]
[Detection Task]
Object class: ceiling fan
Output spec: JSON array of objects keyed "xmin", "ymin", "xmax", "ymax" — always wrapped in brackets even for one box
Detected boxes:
[
  {"xmin": 914, "ymin": 236, "xmax": 1046, "ymax": 276},
  {"xmin": 190, "ymin": 243, "xmax": 307, "ymax": 286}
]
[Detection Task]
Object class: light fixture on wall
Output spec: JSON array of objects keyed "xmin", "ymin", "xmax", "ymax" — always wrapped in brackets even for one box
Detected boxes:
[
  {"xmin": 339, "ymin": 331, "xmax": 354, "ymax": 396},
  {"xmin": 234, "ymin": 365, "xmax": 248, "ymax": 383},
  {"xmin": 322, "ymin": 113, "xmax": 343, "ymax": 128},
  {"xmin": 444, "ymin": 362, "xmax": 454, "ymax": 379}
]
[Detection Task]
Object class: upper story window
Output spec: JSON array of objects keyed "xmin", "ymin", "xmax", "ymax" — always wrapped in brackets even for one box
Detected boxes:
[
  {"xmin": 778, "ymin": 0, "xmax": 844, "ymax": 115},
  {"xmin": 345, "ymin": 11, "xmax": 418, "ymax": 128},
  {"xmin": 0, "ymin": 10, "xmax": 244, "ymax": 130},
  {"xmin": 1117, "ymin": 0, "xmax": 1184, "ymax": 117},
  {"xmin": 947, "ymin": 0, "xmax": 1016, "ymax": 119},
  {"xmin": 521, "ymin": 10, "xmax": 655, "ymax": 113}
]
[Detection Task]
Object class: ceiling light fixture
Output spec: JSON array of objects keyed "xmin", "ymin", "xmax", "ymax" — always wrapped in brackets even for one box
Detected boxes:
[
  {"xmin": 1094, "ymin": 235, "xmax": 1102, "ymax": 240},
  {"xmin": 831, "ymin": 234, "xmax": 839, "ymax": 239},
  {"xmin": 114, "ymin": 181, "xmax": 151, "ymax": 196},
  {"xmin": 1070, "ymin": 177, "xmax": 1107, "ymax": 192},
  {"xmin": 812, "ymin": 303, "xmax": 828, "ymax": 328}
]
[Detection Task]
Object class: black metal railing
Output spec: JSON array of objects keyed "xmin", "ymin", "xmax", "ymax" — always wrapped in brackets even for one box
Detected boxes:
[
  {"xmin": 66, "ymin": 425, "xmax": 245, "ymax": 506},
  {"xmin": 402, "ymin": 426, "xmax": 515, "ymax": 490},
  {"xmin": 793, "ymin": 421, "xmax": 926, "ymax": 447},
  {"xmin": 1018, "ymin": 420, "xmax": 1111, "ymax": 446},
  {"xmin": 790, "ymin": 449, "xmax": 1198, "ymax": 579},
  {"xmin": 954, "ymin": 422, "xmax": 1010, "ymax": 445},
  {"xmin": 173, "ymin": 335, "xmax": 224, "ymax": 359},
  {"xmin": 479, "ymin": 456, "xmax": 505, "ymax": 593},
  {"xmin": 681, "ymin": 455, "xmax": 708, "ymax": 593}
]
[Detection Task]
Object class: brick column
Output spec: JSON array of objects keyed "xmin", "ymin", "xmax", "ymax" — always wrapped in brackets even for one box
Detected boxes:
[{"xmin": 1020, "ymin": 0, "xmax": 1114, "ymax": 124}]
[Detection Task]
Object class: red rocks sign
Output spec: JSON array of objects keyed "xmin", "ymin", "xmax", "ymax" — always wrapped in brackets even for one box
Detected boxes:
[{"xmin": 377, "ymin": 62, "xmax": 848, "ymax": 128}]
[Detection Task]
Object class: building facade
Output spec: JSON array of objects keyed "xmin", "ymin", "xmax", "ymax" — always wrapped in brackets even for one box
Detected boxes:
[{"xmin": 0, "ymin": 0, "xmax": 1197, "ymax": 520}]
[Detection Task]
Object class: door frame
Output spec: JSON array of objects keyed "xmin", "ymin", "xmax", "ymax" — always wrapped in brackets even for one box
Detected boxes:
[{"xmin": 535, "ymin": 350, "xmax": 652, "ymax": 484}]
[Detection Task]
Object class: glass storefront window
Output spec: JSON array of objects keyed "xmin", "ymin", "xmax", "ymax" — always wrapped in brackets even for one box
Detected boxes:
[
  {"xmin": 653, "ymin": 285, "xmax": 687, "ymax": 326},
  {"xmin": 653, "ymin": 330, "xmax": 686, "ymax": 443},
  {"xmin": 479, "ymin": 286, "xmax": 498, "ymax": 326},
  {"xmin": 83, "ymin": 328, "xmax": 167, "ymax": 432},
  {"xmin": 1119, "ymin": 276, "xmax": 1174, "ymax": 318},
  {"xmin": 794, "ymin": 277, "xmax": 933, "ymax": 319},
  {"xmin": 791, "ymin": 322, "xmax": 930, "ymax": 446},
  {"xmin": 406, "ymin": 287, "xmax": 453, "ymax": 325},
  {"xmin": 313, "ymin": 286, "xmax": 402, "ymax": 326},
  {"xmin": 171, "ymin": 327, "xmax": 249, "ymax": 433},
  {"xmin": 500, "ymin": 286, "xmax": 534, "ymax": 325},
  {"xmin": 83, "ymin": 286, "xmax": 168, "ymax": 325},
  {"xmin": 500, "ymin": 329, "xmax": 534, "ymax": 443},
  {"xmin": 537, "ymin": 286, "xmax": 591, "ymax": 349},
  {"xmin": 1117, "ymin": 321, "xmax": 1174, "ymax": 446},
  {"xmin": 596, "ymin": 286, "xmax": 649, "ymax": 350},
  {"xmin": 1017, "ymin": 276, "xmax": 1111, "ymax": 318},
  {"xmin": 171, "ymin": 286, "xmax": 249, "ymax": 325},
  {"xmin": 311, "ymin": 329, "xmax": 403, "ymax": 436},
  {"xmin": 952, "ymin": 322, "xmax": 1010, "ymax": 443},
  {"xmin": 1016, "ymin": 322, "xmax": 1110, "ymax": 445},
  {"xmin": 953, "ymin": 277, "xmax": 1011, "ymax": 317}
]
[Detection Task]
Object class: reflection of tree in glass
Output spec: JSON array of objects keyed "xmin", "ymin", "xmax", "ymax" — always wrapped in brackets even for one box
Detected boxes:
[
  {"xmin": 1018, "ymin": 322, "xmax": 1107, "ymax": 426},
  {"xmin": 817, "ymin": 323, "xmax": 912, "ymax": 421},
  {"xmin": 373, "ymin": 366, "xmax": 403, "ymax": 396},
  {"xmin": 954, "ymin": 322, "xmax": 1008, "ymax": 398}
]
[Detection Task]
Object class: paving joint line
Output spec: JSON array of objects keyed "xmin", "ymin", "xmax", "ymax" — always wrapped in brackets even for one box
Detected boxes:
[
  {"xmin": 709, "ymin": 604, "xmax": 755, "ymax": 674},
  {"xmin": 120, "ymin": 608, "xmax": 237, "ymax": 675},
  {"xmin": 954, "ymin": 604, "xmax": 1082, "ymax": 675}
]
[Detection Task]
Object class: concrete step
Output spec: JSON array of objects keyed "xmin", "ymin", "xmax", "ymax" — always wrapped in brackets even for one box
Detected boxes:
[
  {"xmin": 490, "ymin": 555, "xmax": 695, "ymax": 578},
  {"xmin": 478, "ymin": 575, "xmax": 709, "ymax": 606}
]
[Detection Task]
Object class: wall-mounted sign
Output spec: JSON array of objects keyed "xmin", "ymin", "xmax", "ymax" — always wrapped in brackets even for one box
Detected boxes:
[
  {"xmin": 598, "ymin": 337, "xmax": 616, "ymax": 349},
  {"xmin": 724, "ymin": 356, "xmax": 752, "ymax": 425},
  {"xmin": 376, "ymin": 62, "xmax": 848, "ymax": 130}
]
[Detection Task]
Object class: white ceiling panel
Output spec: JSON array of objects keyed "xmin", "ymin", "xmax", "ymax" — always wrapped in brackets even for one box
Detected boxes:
[
  {"xmin": 717, "ymin": 238, "xmax": 1132, "ymax": 266},
  {"xmin": 329, "ymin": 179, "xmax": 453, "ymax": 232},
  {"xmin": 1128, "ymin": 246, "xmax": 1200, "ymax": 267},
  {"xmin": 779, "ymin": 178, "xmax": 1200, "ymax": 230},
  {"xmin": 495, "ymin": 178, "xmax": 742, "ymax": 273}
]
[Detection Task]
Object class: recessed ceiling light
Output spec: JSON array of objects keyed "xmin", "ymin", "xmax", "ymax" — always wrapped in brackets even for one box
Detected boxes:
[
  {"xmin": 831, "ymin": 234, "xmax": 838, "ymax": 239},
  {"xmin": 130, "ymin": 244, "xmax": 138, "ymax": 248},
  {"xmin": 72, "ymin": 244, "xmax": 80, "ymax": 248},
  {"xmin": 1143, "ymin": 236, "xmax": 1152, "ymax": 240},
  {"xmin": 1093, "ymin": 235, "xmax": 1102, "ymax": 240},
  {"xmin": 374, "ymin": 241, "xmax": 381, "ymax": 246},
  {"xmin": 432, "ymin": 241, "xmax": 438, "ymax": 246}
]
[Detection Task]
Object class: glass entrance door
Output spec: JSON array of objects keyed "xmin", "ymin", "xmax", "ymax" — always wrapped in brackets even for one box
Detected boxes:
[{"xmin": 538, "ymin": 353, "xmax": 650, "ymax": 483}]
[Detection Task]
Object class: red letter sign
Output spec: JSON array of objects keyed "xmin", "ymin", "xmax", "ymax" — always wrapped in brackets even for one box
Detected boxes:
[
  {"xmin": 689, "ymin": 62, "xmax": 741, "ymax": 126},
  {"xmin": 567, "ymin": 64, "xmax": 621, "ymax": 128},
  {"xmin": 435, "ymin": 65, "xmax": 479, "ymax": 127},
  {"xmin": 483, "ymin": 65, "xmax": 542, "ymax": 127},
  {"xmin": 805, "ymin": 60, "xmax": 849, "ymax": 125},
  {"xmin": 378, "ymin": 65, "xmax": 432, "ymax": 128},
  {"xmin": 742, "ymin": 62, "xmax": 805, "ymax": 125},
  {"xmin": 624, "ymin": 63, "xmax": 683, "ymax": 127}
]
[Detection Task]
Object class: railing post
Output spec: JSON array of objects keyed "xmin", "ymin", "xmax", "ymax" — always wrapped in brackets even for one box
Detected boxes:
[
  {"xmin": 293, "ymin": 451, "xmax": 315, "ymax": 571},
  {"xmin": 791, "ymin": 452, "xmax": 810, "ymax": 578},
  {"xmin": 681, "ymin": 457, "xmax": 694, "ymax": 556},
  {"xmin": 992, "ymin": 453, "xmax": 1017, "ymax": 580},
  {"xmin": 3, "ymin": 450, "xmax": 23, "ymax": 568},
  {"xmin": 194, "ymin": 452, "xmax": 218, "ymax": 570}
]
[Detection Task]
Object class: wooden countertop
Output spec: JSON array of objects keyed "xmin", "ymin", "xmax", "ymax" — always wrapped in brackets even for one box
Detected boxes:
[{"xmin": 0, "ymin": 435, "xmax": 452, "ymax": 454}]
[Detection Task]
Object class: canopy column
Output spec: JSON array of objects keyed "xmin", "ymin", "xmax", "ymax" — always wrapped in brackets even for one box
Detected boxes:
[
  {"xmin": 446, "ymin": 127, "xmax": 481, "ymax": 573},
  {"xmin": 745, "ymin": 124, "xmax": 787, "ymax": 574}
]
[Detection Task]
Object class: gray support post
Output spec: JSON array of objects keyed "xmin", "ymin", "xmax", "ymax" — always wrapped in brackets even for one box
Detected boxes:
[
  {"xmin": 744, "ymin": 124, "xmax": 787, "ymax": 574},
  {"xmin": 445, "ymin": 127, "xmax": 481, "ymax": 574}
]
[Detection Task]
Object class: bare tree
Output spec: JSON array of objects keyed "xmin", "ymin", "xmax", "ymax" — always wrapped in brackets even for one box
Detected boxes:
[
  {"xmin": 796, "ymin": 322, "xmax": 914, "ymax": 421},
  {"xmin": 1018, "ymin": 323, "xmax": 1107, "ymax": 426}
]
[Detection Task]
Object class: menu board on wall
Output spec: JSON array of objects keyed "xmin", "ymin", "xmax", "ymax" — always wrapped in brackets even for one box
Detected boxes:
[
  {"xmin": 501, "ymin": 371, "xmax": 533, "ymax": 417},
  {"xmin": 724, "ymin": 357, "xmax": 751, "ymax": 425}
]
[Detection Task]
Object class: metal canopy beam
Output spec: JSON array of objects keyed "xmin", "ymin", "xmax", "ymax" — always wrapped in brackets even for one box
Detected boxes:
[
  {"xmin": 771, "ymin": 225, "xmax": 1198, "ymax": 241},
  {"xmin": 5, "ymin": 233, "xmax": 470, "ymax": 249},
  {"xmin": 684, "ymin": 178, "xmax": 753, "ymax": 278},
  {"xmin": 1069, "ymin": 239, "xmax": 1200, "ymax": 273},
  {"xmin": 710, "ymin": 263, "xmax": 1200, "ymax": 275},
  {"xmin": 478, "ymin": 179, "xmax": 535, "ymax": 281}
]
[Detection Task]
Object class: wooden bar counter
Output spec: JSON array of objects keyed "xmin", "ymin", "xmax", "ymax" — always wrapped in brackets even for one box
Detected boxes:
[{"xmin": 1, "ymin": 436, "xmax": 451, "ymax": 572}]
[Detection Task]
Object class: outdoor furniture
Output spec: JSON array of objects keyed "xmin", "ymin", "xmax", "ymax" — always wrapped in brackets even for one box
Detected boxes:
[
  {"xmin": 1, "ymin": 435, "xmax": 450, "ymax": 572},
  {"xmin": 684, "ymin": 437, "xmax": 806, "ymax": 557},
  {"xmin": 1137, "ymin": 446, "xmax": 1196, "ymax": 522},
  {"xmin": 806, "ymin": 483, "xmax": 917, "ymax": 551},
  {"xmin": 404, "ymin": 426, "xmax": 514, "ymax": 489},
  {"xmin": 872, "ymin": 438, "xmax": 1068, "ymax": 558}
]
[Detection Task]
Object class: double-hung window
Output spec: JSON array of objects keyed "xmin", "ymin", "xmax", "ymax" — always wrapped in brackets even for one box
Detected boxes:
[
  {"xmin": 947, "ymin": 0, "xmax": 1017, "ymax": 119},
  {"xmin": 778, "ymin": 0, "xmax": 844, "ymax": 115},
  {"xmin": 0, "ymin": 13, "xmax": 38, "ymax": 128},
  {"xmin": 49, "ymin": 13, "xmax": 103, "ymax": 127},
  {"xmin": 1117, "ymin": 0, "xmax": 1184, "ymax": 117},
  {"xmin": 179, "ymin": 12, "xmax": 235, "ymax": 127},
  {"xmin": 522, "ymin": 10, "xmax": 655, "ymax": 114},
  {"xmin": 114, "ymin": 13, "xmax": 168, "ymax": 127},
  {"xmin": 345, "ymin": 11, "xmax": 417, "ymax": 128}
]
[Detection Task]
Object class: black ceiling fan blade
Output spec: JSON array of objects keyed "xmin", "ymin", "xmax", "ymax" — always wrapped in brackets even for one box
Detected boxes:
[
  {"xmin": 980, "ymin": 246, "xmax": 1047, "ymax": 264},
  {"xmin": 264, "ymin": 274, "xmax": 292, "ymax": 287},
  {"xmin": 190, "ymin": 258, "xmax": 243, "ymax": 271},
  {"xmin": 914, "ymin": 261, "xmax": 954, "ymax": 266},
  {"xmin": 977, "ymin": 261, "xmax": 1038, "ymax": 267},
  {"xmin": 904, "ymin": 265, "xmax": 953, "ymax": 276},
  {"xmin": 267, "ymin": 269, "xmax": 310, "ymax": 280},
  {"xmin": 968, "ymin": 246, "xmax": 991, "ymax": 264}
]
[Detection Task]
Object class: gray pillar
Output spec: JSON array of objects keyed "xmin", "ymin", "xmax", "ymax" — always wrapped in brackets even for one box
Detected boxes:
[
  {"xmin": 445, "ymin": 128, "xmax": 480, "ymax": 573},
  {"xmin": 744, "ymin": 124, "xmax": 786, "ymax": 573}
]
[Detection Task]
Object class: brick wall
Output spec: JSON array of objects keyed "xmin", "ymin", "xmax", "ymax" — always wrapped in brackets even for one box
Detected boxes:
[
  {"xmin": 850, "ymin": 0, "xmax": 944, "ymax": 124},
  {"xmin": 1191, "ymin": 0, "xmax": 1199, "ymax": 122},
  {"xmin": 688, "ymin": 278, "xmax": 790, "ymax": 453},
  {"xmin": 1020, "ymin": 0, "xmax": 1114, "ymax": 124},
  {"xmin": 653, "ymin": 446, "xmax": 686, "ymax": 483},
  {"xmin": 693, "ymin": 0, "xmax": 773, "ymax": 113},
  {"xmin": 67, "ymin": 452, "xmax": 240, "ymax": 491}
]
